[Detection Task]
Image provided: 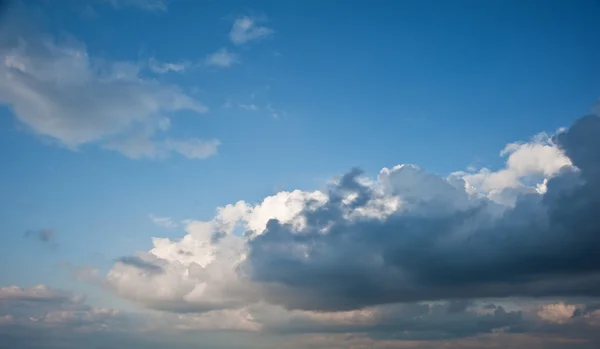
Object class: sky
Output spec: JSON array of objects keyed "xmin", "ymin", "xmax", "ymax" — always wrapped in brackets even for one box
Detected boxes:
[{"xmin": 0, "ymin": 0, "xmax": 600, "ymax": 348}]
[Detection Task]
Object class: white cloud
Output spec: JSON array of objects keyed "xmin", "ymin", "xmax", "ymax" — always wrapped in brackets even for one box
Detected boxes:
[
  {"xmin": 229, "ymin": 16, "xmax": 273, "ymax": 45},
  {"xmin": 149, "ymin": 214, "xmax": 178, "ymax": 229},
  {"xmin": 0, "ymin": 34, "xmax": 218, "ymax": 160},
  {"xmin": 537, "ymin": 303, "xmax": 577, "ymax": 324},
  {"xmin": 450, "ymin": 132, "xmax": 572, "ymax": 206},
  {"xmin": 148, "ymin": 58, "xmax": 190, "ymax": 73},
  {"xmin": 205, "ymin": 48, "xmax": 239, "ymax": 68}
]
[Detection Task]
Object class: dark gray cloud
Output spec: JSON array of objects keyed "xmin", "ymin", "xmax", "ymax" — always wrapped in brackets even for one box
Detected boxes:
[
  {"xmin": 24, "ymin": 229, "xmax": 55, "ymax": 244},
  {"xmin": 243, "ymin": 115, "xmax": 600, "ymax": 311},
  {"xmin": 115, "ymin": 256, "xmax": 164, "ymax": 273}
]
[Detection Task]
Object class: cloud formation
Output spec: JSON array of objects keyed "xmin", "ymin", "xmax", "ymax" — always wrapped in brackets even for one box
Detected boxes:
[
  {"xmin": 100, "ymin": 114, "xmax": 600, "ymax": 318},
  {"xmin": 0, "ymin": 31, "xmax": 218, "ymax": 160},
  {"xmin": 229, "ymin": 16, "xmax": 273, "ymax": 45},
  {"xmin": 3, "ymin": 284, "xmax": 600, "ymax": 349}
]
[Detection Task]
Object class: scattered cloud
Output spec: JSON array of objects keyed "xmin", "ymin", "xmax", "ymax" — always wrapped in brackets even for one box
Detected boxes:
[
  {"xmin": 205, "ymin": 48, "xmax": 239, "ymax": 68},
  {"xmin": 229, "ymin": 16, "xmax": 273, "ymax": 45}
]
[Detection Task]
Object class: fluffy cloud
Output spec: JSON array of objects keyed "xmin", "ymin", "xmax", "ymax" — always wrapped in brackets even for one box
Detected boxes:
[
  {"xmin": 0, "ymin": 32, "xmax": 218, "ymax": 160},
  {"xmin": 100, "ymin": 114, "xmax": 600, "ymax": 318},
  {"xmin": 229, "ymin": 16, "xmax": 273, "ymax": 45}
]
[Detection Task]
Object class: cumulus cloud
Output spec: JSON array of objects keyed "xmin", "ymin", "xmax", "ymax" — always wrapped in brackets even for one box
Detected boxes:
[
  {"xmin": 99, "ymin": 114, "xmax": 600, "ymax": 318},
  {"xmin": 205, "ymin": 48, "xmax": 239, "ymax": 67},
  {"xmin": 0, "ymin": 31, "xmax": 218, "ymax": 160},
  {"xmin": 229, "ymin": 16, "xmax": 273, "ymax": 45}
]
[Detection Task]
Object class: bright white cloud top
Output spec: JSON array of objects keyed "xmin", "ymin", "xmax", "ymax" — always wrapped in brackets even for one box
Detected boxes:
[{"xmin": 104, "ymin": 115, "xmax": 600, "ymax": 316}]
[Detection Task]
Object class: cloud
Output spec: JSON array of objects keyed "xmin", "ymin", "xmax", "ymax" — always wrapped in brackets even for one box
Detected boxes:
[
  {"xmin": 229, "ymin": 16, "xmax": 273, "ymax": 45},
  {"xmin": 115, "ymin": 256, "xmax": 164, "ymax": 274},
  {"xmin": 24, "ymin": 229, "xmax": 55, "ymax": 243},
  {"xmin": 239, "ymin": 103, "xmax": 258, "ymax": 111},
  {"xmin": 164, "ymin": 138, "xmax": 221, "ymax": 159},
  {"xmin": 149, "ymin": 214, "xmax": 178, "ymax": 228},
  {"xmin": 98, "ymin": 114, "xmax": 600, "ymax": 318},
  {"xmin": 100, "ymin": 0, "xmax": 167, "ymax": 12},
  {"xmin": 0, "ymin": 285, "xmax": 73, "ymax": 303},
  {"xmin": 0, "ymin": 31, "xmax": 218, "ymax": 160},
  {"xmin": 205, "ymin": 48, "xmax": 239, "ymax": 67},
  {"xmin": 241, "ymin": 116, "xmax": 600, "ymax": 311},
  {"xmin": 0, "ymin": 284, "xmax": 135, "ymax": 349},
  {"xmin": 148, "ymin": 58, "xmax": 189, "ymax": 73},
  {"xmin": 3, "ymin": 288, "xmax": 600, "ymax": 349}
]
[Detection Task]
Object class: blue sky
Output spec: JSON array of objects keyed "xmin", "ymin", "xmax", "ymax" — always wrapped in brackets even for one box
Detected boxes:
[{"xmin": 1, "ymin": 1, "xmax": 600, "ymax": 348}]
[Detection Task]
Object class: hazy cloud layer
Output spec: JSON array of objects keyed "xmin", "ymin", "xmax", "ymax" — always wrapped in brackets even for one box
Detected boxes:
[{"xmin": 2, "ymin": 285, "xmax": 600, "ymax": 348}]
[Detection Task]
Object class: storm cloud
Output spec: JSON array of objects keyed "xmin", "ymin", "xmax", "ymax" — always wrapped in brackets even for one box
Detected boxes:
[{"xmin": 243, "ymin": 115, "xmax": 600, "ymax": 311}]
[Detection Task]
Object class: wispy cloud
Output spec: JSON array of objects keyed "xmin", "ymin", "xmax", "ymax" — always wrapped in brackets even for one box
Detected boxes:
[
  {"xmin": 239, "ymin": 103, "xmax": 259, "ymax": 111},
  {"xmin": 165, "ymin": 139, "xmax": 221, "ymax": 160},
  {"xmin": 148, "ymin": 214, "xmax": 178, "ymax": 228},
  {"xmin": 205, "ymin": 48, "xmax": 239, "ymax": 68},
  {"xmin": 266, "ymin": 103, "xmax": 285, "ymax": 118},
  {"xmin": 101, "ymin": 0, "xmax": 167, "ymax": 12},
  {"xmin": 229, "ymin": 16, "xmax": 273, "ymax": 45},
  {"xmin": 0, "ymin": 31, "xmax": 218, "ymax": 160},
  {"xmin": 148, "ymin": 58, "xmax": 190, "ymax": 74}
]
